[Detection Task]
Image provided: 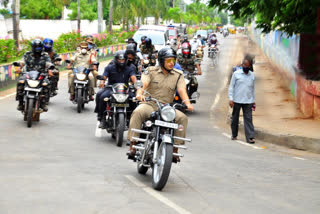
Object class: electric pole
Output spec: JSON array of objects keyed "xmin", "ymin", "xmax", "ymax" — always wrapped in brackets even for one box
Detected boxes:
[
  {"xmin": 97, "ymin": 0, "xmax": 103, "ymax": 33},
  {"xmin": 12, "ymin": 0, "xmax": 20, "ymax": 48},
  {"xmin": 108, "ymin": 0, "xmax": 113, "ymax": 33},
  {"xmin": 77, "ymin": 0, "xmax": 80, "ymax": 33}
]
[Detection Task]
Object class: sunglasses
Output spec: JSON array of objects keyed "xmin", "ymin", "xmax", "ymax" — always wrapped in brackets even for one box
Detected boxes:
[{"xmin": 165, "ymin": 58, "xmax": 176, "ymax": 64}]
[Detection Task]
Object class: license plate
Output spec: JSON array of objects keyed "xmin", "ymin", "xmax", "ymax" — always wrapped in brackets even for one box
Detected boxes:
[
  {"xmin": 25, "ymin": 87, "xmax": 41, "ymax": 92},
  {"xmin": 74, "ymin": 80, "xmax": 88, "ymax": 84},
  {"xmin": 112, "ymin": 103, "xmax": 129, "ymax": 107},
  {"xmin": 155, "ymin": 120, "xmax": 178, "ymax": 129}
]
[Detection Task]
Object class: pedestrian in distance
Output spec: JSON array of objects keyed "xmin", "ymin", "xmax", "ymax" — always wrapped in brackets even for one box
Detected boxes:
[{"xmin": 228, "ymin": 57, "xmax": 256, "ymax": 144}]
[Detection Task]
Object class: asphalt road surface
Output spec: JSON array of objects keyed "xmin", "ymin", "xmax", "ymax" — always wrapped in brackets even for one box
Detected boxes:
[{"xmin": 0, "ymin": 34, "xmax": 319, "ymax": 214}]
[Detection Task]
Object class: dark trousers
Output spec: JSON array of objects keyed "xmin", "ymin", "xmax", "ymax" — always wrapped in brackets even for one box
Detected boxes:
[{"xmin": 231, "ymin": 103, "xmax": 255, "ymax": 142}]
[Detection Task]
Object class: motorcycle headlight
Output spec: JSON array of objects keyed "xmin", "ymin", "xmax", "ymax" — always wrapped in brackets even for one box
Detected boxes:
[
  {"xmin": 27, "ymin": 80, "xmax": 40, "ymax": 88},
  {"xmin": 76, "ymin": 73, "xmax": 86, "ymax": 81},
  {"xmin": 161, "ymin": 106, "xmax": 176, "ymax": 122},
  {"xmin": 144, "ymin": 60, "xmax": 149, "ymax": 65},
  {"xmin": 112, "ymin": 94, "xmax": 129, "ymax": 103}
]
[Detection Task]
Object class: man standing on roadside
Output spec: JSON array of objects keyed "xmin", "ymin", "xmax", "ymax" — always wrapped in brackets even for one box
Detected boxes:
[{"xmin": 228, "ymin": 58, "xmax": 255, "ymax": 144}]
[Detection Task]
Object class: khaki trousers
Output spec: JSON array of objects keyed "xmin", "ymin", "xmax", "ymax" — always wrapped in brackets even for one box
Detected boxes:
[
  {"xmin": 127, "ymin": 103, "xmax": 188, "ymax": 145},
  {"xmin": 68, "ymin": 71, "xmax": 95, "ymax": 96},
  {"xmin": 92, "ymin": 70, "xmax": 98, "ymax": 87}
]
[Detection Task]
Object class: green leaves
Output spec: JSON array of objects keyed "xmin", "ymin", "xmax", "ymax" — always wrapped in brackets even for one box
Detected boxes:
[{"xmin": 209, "ymin": 0, "xmax": 318, "ymax": 35}]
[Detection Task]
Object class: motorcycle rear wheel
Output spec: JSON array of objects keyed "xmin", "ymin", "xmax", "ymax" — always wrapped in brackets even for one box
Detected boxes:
[
  {"xmin": 152, "ymin": 143, "xmax": 173, "ymax": 191},
  {"xmin": 27, "ymin": 99, "xmax": 34, "ymax": 128},
  {"xmin": 116, "ymin": 113, "xmax": 125, "ymax": 147}
]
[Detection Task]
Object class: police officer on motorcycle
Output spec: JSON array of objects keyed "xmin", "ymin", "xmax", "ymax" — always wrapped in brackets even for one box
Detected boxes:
[
  {"xmin": 43, "ymin": 38, "xmax": 60, "ymax": 96},
  {"xmin": 15, "ymin": 39, "xmax": 53, "ymax": 111},
  {"xmin": 138, "ymin": 35, "xmax": 147, "ymax": 51},
  {"xmin": 95, "ymin": 50, "xmax": 137, "ymax": 129},
  {"xmin": 177, "ymin": 42, "xmax": 202, "ymax": 75},
  {"xmin": 67, "ymin": 41, "xmax": 97, "ymax": 101},
  {"xmin": 127, "ymin": 47, "xmax": 194, "ymax": 162},
  {"xmin": 140, "ymin": 38, "xmax": 156, "ymax": 55},
  {"xmin": 125, "ymin": 43, "xmax": 141, "ymax": 74}
]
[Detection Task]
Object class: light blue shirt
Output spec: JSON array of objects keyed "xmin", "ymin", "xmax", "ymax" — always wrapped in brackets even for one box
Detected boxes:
[
  {"xmin": 174, "ymin": 63, "xmax": 182, "ymax": 70},
  {"xmin": 228, "ymin": 68, "xmax": 255, "ymax": 104}
]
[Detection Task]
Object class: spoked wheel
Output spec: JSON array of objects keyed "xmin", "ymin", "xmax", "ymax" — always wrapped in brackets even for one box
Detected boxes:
[
  {"xmin": 116, "ymin": 113, "xmax": 125, "ymax": 147},
  {"xmin": 77, "ymin": 88, "xmax": 83, "ymax": 113},
  {"xmin": 152, "ymin": 143, "xmax": 173, "ymax": 191},
  {"xmin": 27, "ymin": 99, "xmax": 34, "ymax": 128}
]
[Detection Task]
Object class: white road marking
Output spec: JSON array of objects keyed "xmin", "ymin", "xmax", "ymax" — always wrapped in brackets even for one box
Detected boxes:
[
  {"xmin": 222, "ymin": 133, "xmax": 231, "ymax": 138},
  {"xmin": 125, "ymin": 175, "xmax": 193, "ymax": 214},
  {"xmin": 293, "ymin": 157, "xmax": 306, "ymax": 161},
  {"xmin": 0, "ymin": 92, "xmax": 16, "ymax": 100},
  {"xmin": 95, "ymin": 121, "xmax": 102, "ymax": 138},
  {"xmin": 222, "ymin": 132, "xmax": 263, "ymax": 150}
]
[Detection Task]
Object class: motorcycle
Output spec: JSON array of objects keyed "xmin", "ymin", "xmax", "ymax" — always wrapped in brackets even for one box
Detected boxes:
[
  {"xmin": 66, "ymin": 59, "xmax": 98, "ymax": 113},
  {"xmin": 223, "ymin": 30, "xmax": 229, "ymax": 38},
  {"xmin": 130, "ymin": 89, "xmax": 192, "ymax": 190},
  {"xmin": 49, "ymin": 57, "xmax": 62, "ymax": 98},
  {"xmin": 97, "ymin": 75, "xmax": 135, "ymax": 147},
  {"xmin": 13, "ymin": 62, "xmax": 53, "ymax": 128},
  {"xmin": 174, "ymin": 70, "xmax": 200, "ymax": 110},
  {"xmin": 208, "ymin": 44, "xmax": 219, "ymax": 65}
]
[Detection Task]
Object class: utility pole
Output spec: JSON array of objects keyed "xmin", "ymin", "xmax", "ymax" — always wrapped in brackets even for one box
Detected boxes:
[
  {"xmin": 97, "ymin": 0, "xmax": 103, "ymax": 33},
  {"xmin": 12, "ymin": 0, "xmax": 20, "ymax": 48},
  {"xmin": 77, "ymin": 0, "xmax": 80, "ymax": 33},
  {"xmin": 108, "ymin": 0, "xmax": 113, "ymax": 33}
]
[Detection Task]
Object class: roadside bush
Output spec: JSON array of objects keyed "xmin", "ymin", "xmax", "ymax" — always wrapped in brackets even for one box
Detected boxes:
[{"xmin": 0, "ymin": 39, "xmax": 19, "ymax": 64}]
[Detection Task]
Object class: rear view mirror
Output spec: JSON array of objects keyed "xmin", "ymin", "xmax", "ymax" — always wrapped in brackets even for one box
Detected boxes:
[
  {"xmin": 134, "ymin": 80, "xmax": 143, "ymax": 89},
  {"xmin": 54, "ymin": 57, "xmax": 62, "ymax": 62},
  {"xmin": 13, "ymin": 62, "xmax": 21, "ymax": 67},
  {"xmin": 65, "ymin": 59, "xmax": 71, "ymax": 64},
  {"xmin": 97, "ymin": 75, "xmax": 104, "ymax": 80}
]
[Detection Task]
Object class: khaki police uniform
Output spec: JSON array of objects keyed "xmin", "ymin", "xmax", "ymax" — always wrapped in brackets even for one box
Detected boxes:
[
  {"xmin": 68, "ymin": 52, "xmax": 97, "ymax": 95},
  {"xmin": 127, "ymin": 66, "xmax": 188, "ymax": 145},
  {"xmin": 89, "ymin": 48, "xmax": 99, "ymax": 87}
]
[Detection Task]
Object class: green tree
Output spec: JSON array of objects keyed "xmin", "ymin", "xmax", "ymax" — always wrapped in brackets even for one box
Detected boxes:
[
  {"xmin": 20, "ymin": 0, "xmax": 62, "ymax": 19},
  {"xmin": 68, "ymin": 0, "xmax": 97, "ymax": 21},
  {"xmin": 208, "ymin": 0, "xmax": 318, "ymax": 35}
]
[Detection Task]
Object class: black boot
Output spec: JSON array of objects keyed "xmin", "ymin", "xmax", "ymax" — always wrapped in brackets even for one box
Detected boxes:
[{"xmin": 99, "ymin": 118, "xmax": 106, "ymax": 129}]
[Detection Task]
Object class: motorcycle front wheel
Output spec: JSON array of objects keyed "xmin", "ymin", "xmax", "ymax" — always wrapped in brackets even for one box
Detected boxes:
[
  {"xmin": 27, "ymin": 98, "xmax": 34, "ymax": 128},
  {"xmin": 77, "ymin": 88, "xmax": 83, "ymax": 113},
  {"xmin": 152, "ymin": 143, "xmax": 173, "ymax": 191},
  {"xmin": 116, "ymin": 113, "xmax": 125, "ymax": 147}
]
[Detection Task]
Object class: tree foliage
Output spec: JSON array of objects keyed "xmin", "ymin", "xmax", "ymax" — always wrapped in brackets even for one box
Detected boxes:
[
  {"xmin": 20, "ymin": 0, "xmax": 62, "ymax": 19},
  {"xmin": 208, "ymin": 0, "xmax": 318, "ymax": 35}
]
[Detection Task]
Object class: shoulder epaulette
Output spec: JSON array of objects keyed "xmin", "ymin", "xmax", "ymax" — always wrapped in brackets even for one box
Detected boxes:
[{"xmin": 173, "ymin": 68, "xmax": 183, "ymax": 74}]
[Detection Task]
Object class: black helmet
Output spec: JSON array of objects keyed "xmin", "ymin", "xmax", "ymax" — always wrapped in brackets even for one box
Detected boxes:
[
  {"xmin": 127, "ymin": 37, "xmax": 135, "ymax": 43},
  {"xmin": 114, "ymin": 50, "xmax": 126, "ymax": 68},
  {"xmin": 182, "ymin": 35, "xmax": 188, "ymax": 43},
  {"xmin": 145, "ymin": 38, "xmax": 152, "ymax": 47},
  {"xmin": 31, "ymin": 39, "xmax": 43, "ymax": 54},
  {"xmin": 125, "ymin": 44, "xmax": 137, "ymax": 57},
  {"xmin": 158, "ymin": 47, "xmax": 176, "ymax": 69},
  {"xmin": 141, "ymin": 35, "xmax": 147, "ymax": 43}
]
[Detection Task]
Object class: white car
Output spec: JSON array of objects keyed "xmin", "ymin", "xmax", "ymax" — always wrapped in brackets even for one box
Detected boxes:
[{"xmin": 133, "ymin": 25, "xmax": 169, "ymax": 51}]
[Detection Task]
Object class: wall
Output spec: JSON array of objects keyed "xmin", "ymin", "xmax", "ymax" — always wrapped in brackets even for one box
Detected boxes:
[
  {"xmin": 0, "ymin": 19, "xmax": 106, "ymax": 40},
  {"xmin": 0, "ymin": 44, "xmax": 126, "ymax": 89},
  {"xmin": 249, "ymin": 21, "xmax": 320, "ymax": 119}
]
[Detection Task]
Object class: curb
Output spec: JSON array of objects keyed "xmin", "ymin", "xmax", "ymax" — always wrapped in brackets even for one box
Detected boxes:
[{"xmin": 235, "ymin": 121, "xmax": 320, "ymax": 154}]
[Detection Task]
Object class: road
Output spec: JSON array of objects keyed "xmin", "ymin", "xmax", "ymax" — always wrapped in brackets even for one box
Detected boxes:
[{"xmin": 0, "ymin": 34, "xmax": 319, "ymax": 214}]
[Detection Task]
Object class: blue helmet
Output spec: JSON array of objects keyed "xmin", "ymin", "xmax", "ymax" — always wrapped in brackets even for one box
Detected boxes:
[{"xmin": 43, "ymin": 38, "xmax": 53, "ymax": 52}]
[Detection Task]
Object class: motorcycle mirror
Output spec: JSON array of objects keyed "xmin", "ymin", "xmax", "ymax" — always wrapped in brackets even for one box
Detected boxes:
[
  {"xmin": 48, "ymin": 65, "xmax": 55, "ymax": 70},
  {"xmin": 97, "ymin": 75, "xmax": 105, "ymax": 80},
  {"xmin": 92, "ymin": 62, "xmax": 99, "ymax": 66},
  {"xmin": 13, "ymin": 62, "xmax": 21, "ymax": 67},
  {"xmin": 134, "ymin": 80, "xmax": 143, "ymax": 89},
  {"xmin": 54, "ymin": 57, "xmax": 62, "ymax": 62},
  {"xmin": 65, "ymin": 59, "xmax": 71, "ymax": 64},
  {"xmin": 96, "ymin": 49, "xmax": 100, "ymax": 52}
]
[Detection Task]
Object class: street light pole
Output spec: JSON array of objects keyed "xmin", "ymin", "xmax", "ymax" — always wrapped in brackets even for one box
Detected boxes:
[
  {"xmin": 77, "ymin": 0, "xmax": 80, "ymax": 33},
  {"xmin": 12, "ymin": 0, "xmax": 20, "ymax": 48}
]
